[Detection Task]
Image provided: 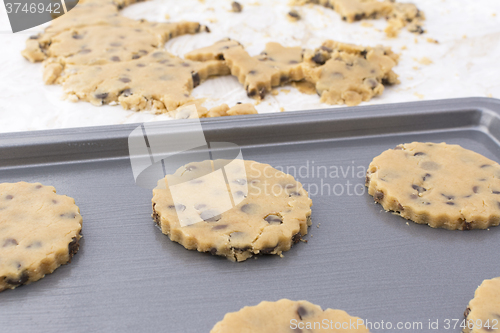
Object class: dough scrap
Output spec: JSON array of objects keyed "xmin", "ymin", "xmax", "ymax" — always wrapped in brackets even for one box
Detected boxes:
[
  {"xmin": 291, "ymin": 0, "xmax": 425, "ymax": 37},
  {"xmin": 303, "ymin": 40, "xmax": 399, "ymax": 106}
]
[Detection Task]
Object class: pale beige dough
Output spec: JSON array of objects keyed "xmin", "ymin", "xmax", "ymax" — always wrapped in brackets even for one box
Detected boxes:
[
  {"xmin": 211, "ymin": 299, "xmax": 370, "ymax": 333},
  {"xmin": 291, "ymin": 0, "xmax": 424, "ymax": 37},
  {"xmin": 152, "ymin": 160, "xmax": 312, "ymax": 262},
  {"xmin": 366, "ymin": 142, "xmax": 500, "ymax": 230},
  {"xmin": 303, "ymin": 40, "xmax": 399, "ymax": 106},
  {"xmin": 464, "ymin": 277, "xmax": 500, "ymax": 333},
  {"xmin": 61, "ymin": 51, "xmax": 229, "ymax": 112},
  {"xmin": 22, "ymin": 0, "xmax": 212, "ymax": 112},
  {"xmin": 0, "ymin": 182, "xmax": 82, "ymax": 292}
]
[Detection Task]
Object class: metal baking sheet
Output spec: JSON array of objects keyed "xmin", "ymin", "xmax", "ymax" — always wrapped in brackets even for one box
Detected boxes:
[{"xmin": 1, "ymin": 97, "xmax": 500, "ymax": 333}]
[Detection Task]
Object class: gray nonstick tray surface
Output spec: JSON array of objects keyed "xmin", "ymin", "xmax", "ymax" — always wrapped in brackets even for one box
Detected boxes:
[{"xmin": 1, "ymin": 97, "xmax": 500, "ymax": 333}]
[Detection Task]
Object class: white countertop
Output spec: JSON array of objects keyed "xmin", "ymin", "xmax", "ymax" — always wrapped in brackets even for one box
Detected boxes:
[{"xmin": 0, "ymin": 0, "xmax": 499, "ymax": 133}]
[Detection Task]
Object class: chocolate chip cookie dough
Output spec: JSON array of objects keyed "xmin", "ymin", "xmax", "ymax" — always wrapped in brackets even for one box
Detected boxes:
[
  {"xmin": 291, "ymin": 0, "xmax": 424, "ymax": 37},
  {"xmin": 366, "ymin": 142, "xmax": 500, "ymax": 230},
  {"xmin": 22, "ymin": 0, "xmax": 212, "ymax": 111},
  {"xmin": 62, "ymin": 50, "xmax": 229, "ymax": 111},
  {"xmin": 464, "ymin": 277, "xmax": 500, "ymax": 333},
  {"xmin": 303, "ymin": 40, "xmax": 399, "ymax": 106},
  {"xmin": 222, "ymin": 42, "xmax": 305, "ymax": 99},
  {"xmin": 210, "ymin": 299, "xmax": 370, "ymax": 332},
  {"xmin": 152, "ymin": 160, "xmax": 312, "ymax": 262},
  {"xmin": 0, "ymin": 182, "xmax": 82, "ymax": 292}
]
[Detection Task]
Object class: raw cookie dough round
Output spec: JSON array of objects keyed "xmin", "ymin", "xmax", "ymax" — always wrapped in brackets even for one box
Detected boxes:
[
  {"xmin": 366, "ymin": 142, "xmax": 500, "ymax": 230},
  {"xmin": 152, "ymin": 160, "xmax": 312, "ymax": 262},
  {"xmin": 0, "ymin": 182, "xmax": 82, "ymax": 292},
  {"xmin": 210, "ymin": 299, "xmax": 370, "ymax": 333},
  {"xmin": 464, "ymin": 277, "xmax": 500, "ymax": 333}
]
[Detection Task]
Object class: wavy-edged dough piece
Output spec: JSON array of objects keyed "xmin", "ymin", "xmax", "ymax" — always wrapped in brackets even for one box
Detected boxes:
[
  {"xmin": 464, "ymin": 277, "xmax": 500, "ymax": 333},
  {"xmin": 211, "ymin": 299, "xmax": 370, "ymax": 332},
  {"xmin": 62, "ymin": 50, "xmax": 229, "ymax": 112},
  {"xmin": 303, "ymin": 40, "xmax": 398, "ymax": 106},
  {"xmin": 366, "ymin": 142, "xmax": 500, "ymax": 230},
  {"xmin": 0, "ymin": 182, "xmax": 82, "ymax": 292},
  {"xmin": 152, "ymin": 160, "xmax": 312, "ymax": 262}
]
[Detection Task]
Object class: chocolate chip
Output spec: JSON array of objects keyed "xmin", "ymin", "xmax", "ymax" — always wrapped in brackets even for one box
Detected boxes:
[
  {"xmin": 446, "ymin": 202, "xmax": 455, "ymax": 206},
  {"xmin": 297, "ymin": 306, "xmax": 308, "ymax": 320},
  {"xmin": 234, "ymin": 191, "xmax": 246, "ymax": 197},
  {"xmin": 35, "ymin": 185, "xmax": 42, "ymax": 189},
  {"xmin": 473, "ymin": 186, "xmax": 479, "ymax": 193},
  {"xmin": 423, "ymin": 173, "xmax": 431, "ymax": 181},
  {"xmin": 132, "ymin": 54, "xmax": 141, "ymax": 59},
  {"xmin": 72, "ymin": 34, "xmax": 83, "ymax": 40},
  {"xmin": 462, "ymin": 221, "xmax": 472, "ymax": 231},
  {"xmin": 110, "ymin": 56, "xmax": 121, "ymax": 62},
  {"xmin": 441, "ymin": 194, "xmax": 454, "ymax": 200},
  {"xmin": 280, "ymin": 75, "xmax": 290, "ymax": 84},
  {"xmin": 26, "ymin": 241, "xmax": 42, "ymax": 249},
  {"xmin": 216, "ymin": 54, "xmax": 225, "ymax": 60},
  {"xmin": 241, "ymin": 204, "xmax": 257, "ymax": 214},
  {"xmin": 311, "ymin": 53, "xmax": 328, "ymax": 65},
  {"xmin": 191, "ymin": 71, "xmax": 200, "ymax": 88},
  {"xmin": 397, "ymin": 203, "xmax": 404, "ymax": 211},
  {"xmin": 292, "ymin": 232, "xmax": 302, "ymax": 243},
  {"xmin": 288, "ymin": 10, "xmax": 300, "ymax": 19},
  {"xmin": 3, "ymin": 238, "xmax": 18, "ymax": 247},
  {"xmin": 412, "ymin": 184, "xmax": 426, "ymax": 194},
  {"xmin": 363, "ymin": 78, "xmax": 378, "ymax": 89},
  {"xmin": 95, "ymin": 92, "xmax": 108, "ymax": 100},
  {"xmin": 374, "ymin": 191, "xmax": 384, "ymax": 202},
  {"xmin": 212, "ymin": 224, "xmax": 228, "ymax": 231},
  {"xmin": 6, "ymin": 271, "xmax": 29, "ymax": 286},
  {"xmin": 119, "ymin": 78, "xmax": 131, "ymax": 83},
  {"xmin": 249, "ymin": 70, "xmax": 257, "ymax": 75},
  {"xmin": 52, "ymin": 200, "xmax": 58, "ymax": 204},
  {"xmin": 5, "ymin": 195, "xmax": 13, "ymax": 200},
  {"xmin": 360, "ymin": 50, "xmax": 367, "ymax": 58},
  {"xmin": 60, "ymin": 212, "xmax": 77, "ymax": 219},
  {"xmin": 200, "ymin": 210, "xmax": 221, "ymax": 222},
  {"xmin": 481, "ymin": 164, "xmax": 491, "ymax": 168},
  {"xmin": 110, "ymin": 42, "xmax": 122, "ymax": 47},
  {"xmin": 354, "ymin": 13, "xmax": 365, "ymax": 21},
  {"xmin": 233, "ymin": 179, "xmax": 246, "ymax": 185},
  {"xmin": 289, "ymin": 192, "xmax": 301, "ymax": 197},
  {"xmin": 29, "ymin": 35, "xmax": 39, "ymax": 40},
  {"xmin": 210, "ymin": 248, "xmax": 217, "ymax": 255},
  {"xmin": 413, "ymin": 152, "xmax": 425, "ymax": 156},
  {"xmin": 260, "ymin": 246, "xmax": 277, "ymax": 254},
  {"xmin": 121, "ymin": 89, "xmax": 132, "ymax": 97},
  {"xmin": 68, "ymin": 236, "xmax": 79, "ymax": 257},
  {"xmin": 231, "ymin": 1, "xmax": 242, "ymax": 12},
  {"xmin": 493, "ymin": 191, "xmax": 500, "ymax": 194},
  {"xmin": 168, "ymin": 204, "xmax": 186, "ymax": 212},
  {"xmin": 264, "ymin": 214, "xmax": 283, "ymax": 224}
]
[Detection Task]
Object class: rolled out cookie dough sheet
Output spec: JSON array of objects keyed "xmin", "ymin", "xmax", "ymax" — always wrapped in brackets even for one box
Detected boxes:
[{"xmin": 0, "ymin": 0, "xmax": 499, "ymax": 132}]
